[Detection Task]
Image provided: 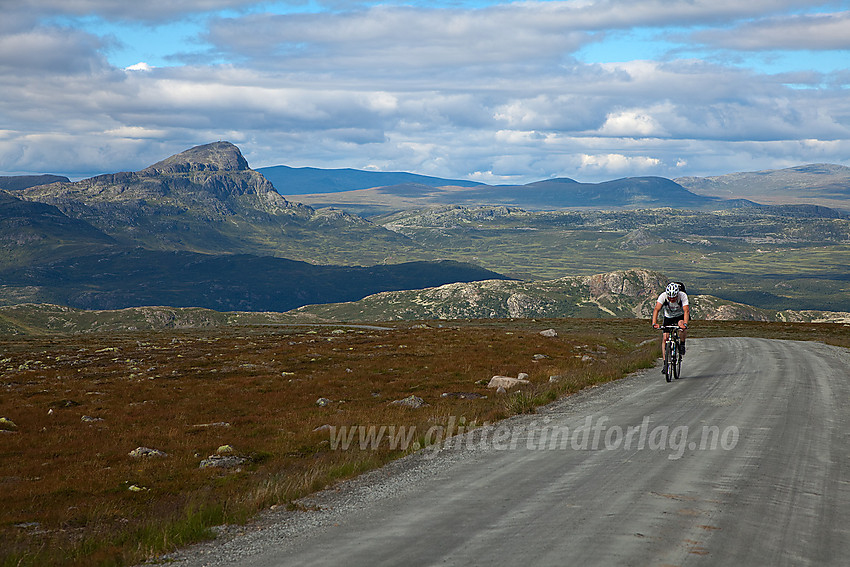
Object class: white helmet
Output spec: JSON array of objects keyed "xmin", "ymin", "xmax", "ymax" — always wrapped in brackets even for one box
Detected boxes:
[{"xmin": 665, "ymin": 282, "xmax": 680, "ymax": 298}]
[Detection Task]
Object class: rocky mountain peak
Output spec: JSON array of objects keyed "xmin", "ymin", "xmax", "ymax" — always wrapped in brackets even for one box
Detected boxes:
[{"xmin": 141, "ymin": 141, "xmax": 250, "ymax": 175}]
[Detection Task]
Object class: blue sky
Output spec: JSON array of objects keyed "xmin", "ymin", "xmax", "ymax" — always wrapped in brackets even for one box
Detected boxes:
[{"xmin": 2, "ymin": 1, "xmax": 849, "ymax": 184}]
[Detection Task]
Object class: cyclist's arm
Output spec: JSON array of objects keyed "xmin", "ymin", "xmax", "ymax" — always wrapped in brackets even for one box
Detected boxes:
[
  {"xmin": 681, "ymin": 304, "xmax": 690, "ymax": 328},
  {"xmin": 652, "ymin": 301, "xmax": 663, "ymax": 328}
]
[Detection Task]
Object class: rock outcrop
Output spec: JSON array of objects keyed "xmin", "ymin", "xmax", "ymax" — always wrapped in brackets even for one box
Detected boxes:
[{"xmin": 289, "ymin": 268, "xmax": 850, "ymax": 323}]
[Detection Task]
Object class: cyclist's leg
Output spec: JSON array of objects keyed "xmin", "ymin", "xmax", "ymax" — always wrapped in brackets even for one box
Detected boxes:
[
  {"xmin": 661, "ymin": 317, "xmax": 672, "ymax": 373},
  {"xmin": 668, "ymin": 315, "xmax": 685, "ymax": 356}
]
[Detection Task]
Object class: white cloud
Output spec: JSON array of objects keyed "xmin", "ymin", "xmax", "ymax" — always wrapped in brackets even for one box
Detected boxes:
[
  {"xmin": 580, "ymin": 153, "xmax": 661, "ymax": 172},
  {"xmin": 125, "ymin": 62, "xmax": 153, "ymax": 71},
  {"xmin": 0, "ymin": 1, "xmax": 849, "ymax": 183},
  {"xmin": 599, "ymin": 109, "xmax": 667, "ymax": 137}
]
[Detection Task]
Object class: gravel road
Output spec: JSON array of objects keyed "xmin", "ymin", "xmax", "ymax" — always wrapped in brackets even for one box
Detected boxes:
[{"xmin": 165, "ymin": 337, "xmax": 850, "ymax": 566}]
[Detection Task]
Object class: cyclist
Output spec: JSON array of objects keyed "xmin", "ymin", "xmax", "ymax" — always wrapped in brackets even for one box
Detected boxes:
[{"xmin": 652, "ymin": 282, "xmax": 690, "ymax": 374}]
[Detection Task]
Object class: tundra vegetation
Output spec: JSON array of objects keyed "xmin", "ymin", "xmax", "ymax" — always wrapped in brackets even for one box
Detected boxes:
[
  {"xmin": 2, "ymin": 318, "xmax": 849, "ymax": 566},
  {"xmin": 375, "ymin": 206, "xmax": 850, "ymax": 312}
]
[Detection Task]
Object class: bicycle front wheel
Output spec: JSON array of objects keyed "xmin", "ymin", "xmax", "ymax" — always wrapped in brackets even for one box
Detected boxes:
[{"xmin": 672, "ymin": 350, "xmax": 681, "ymax": 379}]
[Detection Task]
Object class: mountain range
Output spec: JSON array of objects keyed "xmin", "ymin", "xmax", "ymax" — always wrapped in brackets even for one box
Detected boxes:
[
  {"xmin": 261, "ymin": 162, "xmax": 850, "ymax": 216},
  {"xmin": 258, "ymin": 165, "xmax": 483, "ymax": 195},
  {"xmin": 675, "ymin": 164, "xmax": 850, "ymax": 209},
  {"xmin": 272, "ymin": 176, "xmax": 727, "ymax": 216},
  {"xmin": 3, "ymin": 141, "xmax": 849, "ymax": 319}
]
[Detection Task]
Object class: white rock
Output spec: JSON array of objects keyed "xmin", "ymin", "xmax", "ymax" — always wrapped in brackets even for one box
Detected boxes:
[
  {"xmin": 199, "ymin": 455, "xmax": 247, "ymax": 469},
  {"xmin": 389, "ymin": 395, "xmax": 429, "ymax": 409},
  {"xmin": 129, "ymin": 447, "xmax": 168, "ymax": 458},
  {"xmin": 487, "ymin": 376, "xmax": 531, "ymax": 389}
]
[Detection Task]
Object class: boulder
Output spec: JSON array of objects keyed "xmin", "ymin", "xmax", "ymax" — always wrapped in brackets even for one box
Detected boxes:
[
  {"xmin": 487, "ymin": 376, "xmax": 531, "ymax": 389},
  {"xmin": 129, "ymin": 447, "xmax": 168, "ymax": 458},
  {"xmin": 199, "ymin": 455, "xmax": 247, "ymax": 469},
  {"xmin": 389, "ymin": 395, "xmax": 429, "ymax": 409}
]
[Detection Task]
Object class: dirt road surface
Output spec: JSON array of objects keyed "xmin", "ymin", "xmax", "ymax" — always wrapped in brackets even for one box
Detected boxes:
[{"xmin": 167, "ymin": 337, "xmax": 850, "ymax": 566}]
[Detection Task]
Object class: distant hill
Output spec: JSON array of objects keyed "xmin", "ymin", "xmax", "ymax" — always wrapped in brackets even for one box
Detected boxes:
[
  {"xmin": 266, "ymin": 161, "xmax": 850, "ymax": 214},
  {"xmin": 258, "ymin": 165, "xmax": 484, "ymax": 195},
  {"xmin": 0, "ymin": 174, "xmax": 70, "ymax": 191},
  {"xmin": 285, "ymin": 176, "xmax": 720, "ymax": 214},
  {"xmin": 676, "ymin": 164, "xmax": 850, "ymax": 209},
  {"xmin": 285, "ymin": 268, "xmax": 850, "ymax": 324}
]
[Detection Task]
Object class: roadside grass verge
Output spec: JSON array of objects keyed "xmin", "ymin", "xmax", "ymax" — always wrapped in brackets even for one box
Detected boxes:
[{"xmin": 1, "ymin": 318, "xmax": 846, "ymax": 566}]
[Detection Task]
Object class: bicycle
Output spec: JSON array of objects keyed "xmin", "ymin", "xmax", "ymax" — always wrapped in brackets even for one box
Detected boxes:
[{"xmin": 659, "ymin": 325, "xmax": 684, "ymax": 382}]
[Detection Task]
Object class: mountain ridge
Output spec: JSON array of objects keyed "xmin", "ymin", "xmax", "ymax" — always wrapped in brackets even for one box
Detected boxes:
[
  {"xmin": 0, "ymin": 174, "xmax": 70, "ymax": 191},
  {"xmin": 255, "ymin": 160, "xmax": 850, "ymax": 213},
  {"xmin": 13, "ymin": 142, "xmax": 426, "ymax": 263},
  {"xmin": 280, "ymin": 175, "xmax": 719, "ymax": 214},
  {"xmin": 285, "ymin": 268, "xmax": 850, "ymax": 324},
  {"xmin": 258, "ymin": 164, "xmax": 484, "ymax": 195},
  {"xmin": 675, "ymin": 163, "xmax": 850, "ymax": 208}
]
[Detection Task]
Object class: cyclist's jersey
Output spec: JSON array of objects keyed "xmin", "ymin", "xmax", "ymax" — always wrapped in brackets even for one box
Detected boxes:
[{"xmin": 657, "ymin": 292, "xmax": 688, "ymax": 319}]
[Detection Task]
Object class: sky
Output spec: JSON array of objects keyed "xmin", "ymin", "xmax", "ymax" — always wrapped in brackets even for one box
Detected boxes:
[{"xmin": 1, "ymin": 0, "xmax": 849, "ymax": 184}]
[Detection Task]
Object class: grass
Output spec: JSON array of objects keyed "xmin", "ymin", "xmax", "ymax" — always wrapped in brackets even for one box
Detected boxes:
[{"xmin": 1, "ymin": 318, "xmax": 848, "ymax": 566}]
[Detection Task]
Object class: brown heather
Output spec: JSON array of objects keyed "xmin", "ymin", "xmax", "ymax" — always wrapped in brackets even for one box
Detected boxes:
[{"xmin": 1, "ymin": 318, "xmax": 847, "ymax": 566}]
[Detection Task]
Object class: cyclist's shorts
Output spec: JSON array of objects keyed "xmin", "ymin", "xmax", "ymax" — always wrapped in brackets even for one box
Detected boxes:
[{"xmin": 663, "ymin": 315, "xmax": 684, "ymax": 327}]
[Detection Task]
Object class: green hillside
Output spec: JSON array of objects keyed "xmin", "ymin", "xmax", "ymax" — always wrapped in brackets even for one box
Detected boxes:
[{"xmin": 375, "ymin": 206, "xmax": 850, "ymax": 312}]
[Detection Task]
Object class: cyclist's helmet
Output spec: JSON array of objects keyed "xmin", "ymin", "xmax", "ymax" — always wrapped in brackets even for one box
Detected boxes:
[{"xmin": 665, "ymin": 282, "xmax": 680, "ymax": 299}]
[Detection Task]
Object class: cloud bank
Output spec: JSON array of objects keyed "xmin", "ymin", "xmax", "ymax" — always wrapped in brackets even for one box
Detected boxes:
[{"xmin": 1, "ymin": 0, "xmax": 848, "ymax": 183}]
